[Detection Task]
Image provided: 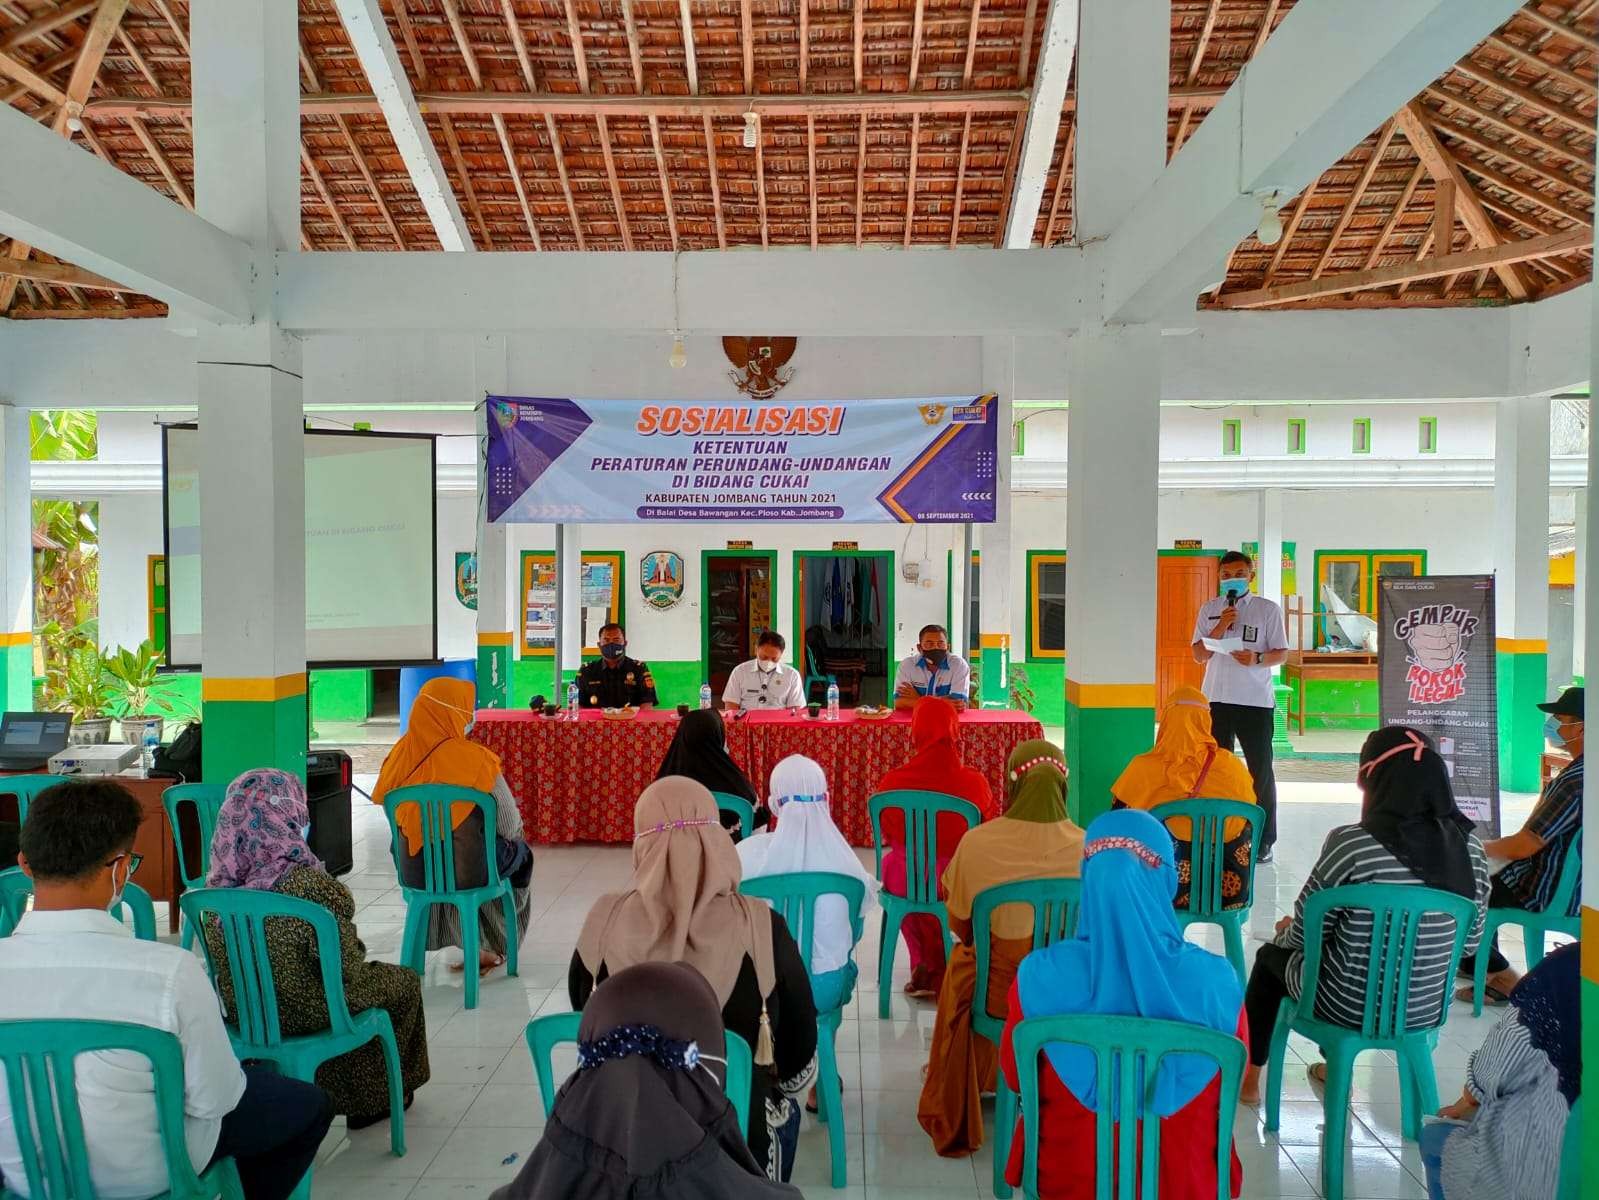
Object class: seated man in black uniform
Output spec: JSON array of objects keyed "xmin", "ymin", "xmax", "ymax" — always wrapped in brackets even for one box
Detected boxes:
[{"xmin": 575, "ymin": 622, "xmax": 659, "ymax": 709}]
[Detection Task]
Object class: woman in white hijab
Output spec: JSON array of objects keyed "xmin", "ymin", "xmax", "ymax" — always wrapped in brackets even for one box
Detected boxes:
[{"xmin": 738, "ymin": 754, "xmax": 879, "ymax": 1013}]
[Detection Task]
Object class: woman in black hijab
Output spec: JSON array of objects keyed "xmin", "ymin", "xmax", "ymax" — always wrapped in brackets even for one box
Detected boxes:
[
  {"xmin": 656, "ymin": 708, "xmax": 765, "ymax": 834},
  {"xmin": 1357, "ymin": 725, "xmax": 1479, "ymax": 896},
  {"xmin": 489, "ymin": 961, "xmax": 802, "ymax": 1200}
]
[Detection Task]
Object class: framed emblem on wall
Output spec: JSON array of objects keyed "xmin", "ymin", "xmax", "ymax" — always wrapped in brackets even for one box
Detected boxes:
[
  {"xmin": 641, "ymin": 551, "xmax": 685, "ymax": 611},
  {"xmin": 454, "ymin": 552, "xmax": 478, "ymax": 610}
]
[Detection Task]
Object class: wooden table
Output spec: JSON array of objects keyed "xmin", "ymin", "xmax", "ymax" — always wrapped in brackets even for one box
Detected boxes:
[
  {"xmin": 0, "ymin": 772, "xmax": 188, "ymax": 934},
  {"xmin": 1283, "ymin": 651, "xmax": 1378, "ymax": 734}
]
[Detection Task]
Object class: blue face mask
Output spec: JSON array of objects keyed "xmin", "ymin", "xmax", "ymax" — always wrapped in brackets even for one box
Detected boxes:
[
  {"xmin": 1219, "ymin": 577, "xmax": 1250, "ymax": 600},
  {"xmin": 1545, "ymin": 715, "xmax": 1567, "ymax": 746},
  {"xmin": 601, "ymin": 643, "xmax": 626, "ymax": 661}
]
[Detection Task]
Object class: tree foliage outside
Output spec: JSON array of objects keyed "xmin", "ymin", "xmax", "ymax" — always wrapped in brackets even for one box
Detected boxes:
[{"xmin": 31, "ymin": 411, "xmax": 100, "ymax": 711}]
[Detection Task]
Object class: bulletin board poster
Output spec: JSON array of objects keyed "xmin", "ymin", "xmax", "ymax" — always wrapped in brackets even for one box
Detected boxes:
[
  {"xmin": 483, "ymin": 394, "xmax": 999, "ymax": 524},
  {"xmin": 1242, "ymin": 540, "xmax": 1297, "ymax": 596},
  {"xmin": 1377, "ymin": 575, "xmax": 1500, "ymax": 833},
  {"xmin": 523, "ymin": 557, "xmax": 557, "ymax": 654}
]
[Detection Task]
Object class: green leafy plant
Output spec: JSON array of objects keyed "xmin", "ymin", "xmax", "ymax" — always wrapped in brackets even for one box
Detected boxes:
[
  {"xmin": 1008, "ymin": 663, "xmax": 1037, "ymax": 714},
  {"xmin": 55, "ymin": 645, "xmax": 112, "ymax": 721},
  {"xmin": 30, "ymin": 411, "xmax": 100, "ymax": 700},
  {"xmin": 104, "ymin": 639, "xmax": 187, "ymax": 718}
]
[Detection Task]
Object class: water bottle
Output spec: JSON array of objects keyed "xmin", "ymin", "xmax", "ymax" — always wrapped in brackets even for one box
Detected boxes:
[
  {"xmin": 826, "ymin": 678, "xmax": 840, "ymax": 721},
  {"xmin": 140, "ymin": 727, "xmax": 158, "ymax": 774},
  {"xmin": 699, "ymin": 683, "xmax": 713, "ymax": 710},
  {"xmin": 566, "ymin": 681, "xmax": 579, "ymax": 720}
]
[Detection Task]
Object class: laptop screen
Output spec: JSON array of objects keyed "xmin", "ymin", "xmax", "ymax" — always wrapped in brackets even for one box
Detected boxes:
[{"xmin": 0, "ymin": 713, "xmax": 71, "ymax": 752}]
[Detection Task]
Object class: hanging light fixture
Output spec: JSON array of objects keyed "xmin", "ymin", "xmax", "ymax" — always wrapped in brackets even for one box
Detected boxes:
[
  {"xmin": 1254, "ymin": 189, "xmax": 1284, "ymax": 246},
  {"xmin": 743, "ymin": 109, "xmax": 759, "ymax": 149},
  {"xmin": 669, "ymin": 334, "xmax": 688, "ymax": 370}
]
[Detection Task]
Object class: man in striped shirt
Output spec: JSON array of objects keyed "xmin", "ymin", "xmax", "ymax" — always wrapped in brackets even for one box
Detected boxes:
[{"xmin": 1458, "ymin": 686, "xmax": 1584, "ymax": 1004}]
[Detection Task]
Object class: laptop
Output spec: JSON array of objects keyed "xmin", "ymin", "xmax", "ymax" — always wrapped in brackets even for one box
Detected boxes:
[{"xmin": 0, "ymin": 712, "xmax": 73, "ymax": 771}]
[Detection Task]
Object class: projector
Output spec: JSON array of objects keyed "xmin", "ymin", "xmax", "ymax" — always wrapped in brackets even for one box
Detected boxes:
[{"xmin": 49, "ymin": 744, "xmax": 140, "ymax": 777}]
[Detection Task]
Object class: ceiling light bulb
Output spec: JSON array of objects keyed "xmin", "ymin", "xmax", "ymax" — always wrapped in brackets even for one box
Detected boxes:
[
  {"xmin": 65, "ymin": 115, "xmax": 83, "ymax": 133},
  {"xmin": 743, "ymin": 110, "xmax": 759, "ymax": 149},
  {"xmin": 669, "ymin": 335, "xmax": 687, "ymax": 370},
  {"xmin": 1255, "ymin": 194, "xmax": 1284, "ymax": 246}
]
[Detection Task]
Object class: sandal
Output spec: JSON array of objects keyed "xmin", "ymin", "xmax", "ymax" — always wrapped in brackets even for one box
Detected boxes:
[
  {"xmin": 450, "ymin": 953, "xmax": 508, "ymax": 977},
  {"xmin": 1456, "ymin": 982, "xmax": 1512, "ymax": 1007}
]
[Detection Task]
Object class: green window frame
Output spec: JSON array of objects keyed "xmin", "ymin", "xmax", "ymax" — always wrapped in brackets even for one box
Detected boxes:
[
  {"xmin": 1026, "ymin": 550, "xmax": 1067, "ymax": 660},
  {"xmin": 1418, "ymin": 416, "xmax": 1438, "ymax": 454},
  {"xmin": 1352, "ymin": 417, "xmax": 1373, "ymax": 454},
  {"xmin": 1012, "ymin": 420, "xmax": 1026, "ymax": 456},
  {"xmin": 1222, "ymin": 419, "xmax": 1242, "ymax": 457},
  {"xmin": 1287, "ymin": 418, "xmax": 1306, "ymax": 455},
  {"xmin": 1313, "ymin": 548, "xmax": 1427, "ymax": 641}
]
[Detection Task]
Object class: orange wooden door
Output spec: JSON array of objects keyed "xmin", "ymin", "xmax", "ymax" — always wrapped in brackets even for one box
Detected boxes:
[{"xmin": 1156, "ymin": 555, "xmax": 1220, "ymax": 709}]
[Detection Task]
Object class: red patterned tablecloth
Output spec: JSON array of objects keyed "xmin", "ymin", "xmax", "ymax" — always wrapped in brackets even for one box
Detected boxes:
[{"xmin": 470, "ymin": 707, "xmax": 1043, "ymax": 846}]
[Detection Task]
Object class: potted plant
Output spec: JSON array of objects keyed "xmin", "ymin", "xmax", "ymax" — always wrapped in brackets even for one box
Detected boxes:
[
  {"xmin": 1008, "ymin": 664, "xmax": 1037, "ymax": 714},
  {"xmin": 104, "ymin": 640, "xmax": 187, "ymax": 746},
  {"xmin": 57, "ymin": 645, "xmax": 113, "ymax": 744}
]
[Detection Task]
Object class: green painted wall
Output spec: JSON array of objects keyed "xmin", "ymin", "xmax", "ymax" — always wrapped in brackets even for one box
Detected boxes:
[
  {"xmin": 509, "ymin": 658, "xmax": 705, "ymax": 709},
  {"xmin": 202, "ymin": 692, "xmax": 307, "ymax": 782},
  {"xmin": 1018, "ymin": 661, "xmax": 1065, "ymax": 728},
  {"xmin": 309, "ymin": 668, "xmax": 372, "ymax": 722},
  {"xmin": 1497, "ymin": 649, "xmax": 1548, "ymax": 793},
  {"xmin": 1295, "ymin": 677, "xmax": 1380, "ymax": 730},
  {"xmin": 1064, "ymin": 700, "xmax": 1153, "ymax": 826}
]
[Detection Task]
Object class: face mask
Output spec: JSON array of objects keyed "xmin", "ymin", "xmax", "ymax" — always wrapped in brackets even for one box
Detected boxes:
[
  {"xmin": 756, "ymin": 660, "xmax": 778, "ymax": 675},
  {"xmin": 107, "ymin": 856, "xmax": 129, "ymax": 912},
  {"xmin": 1545, "ymin": 715, "xmax": 1567, "ymax": 746},
  {"xmin": 601, "ymin": 643, "xmax": 626, "ymax": 661},
  {"xmin": 1219, "ymin": 578, "xmax": 1250, "ymax": 600},
  {"xmin": 924, "ymin": 648, "xmax": 948, "ymax": 667}
]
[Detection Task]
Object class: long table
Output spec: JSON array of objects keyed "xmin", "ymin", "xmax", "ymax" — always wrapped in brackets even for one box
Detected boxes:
[{"xmin": 471, "ymin": 707, "xmax": 1044, "ymax": 846}]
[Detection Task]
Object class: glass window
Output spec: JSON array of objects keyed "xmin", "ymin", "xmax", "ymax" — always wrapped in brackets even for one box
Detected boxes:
[
  {"xmin": 1222, "ymin": 419, "xmax": 1242, "ymax": 456},
  {"xmin": 1419, "ymin": 416, "xmax": 1438, "ymax": 453},
  {"xmin": 1352, "ymin": 417, "xmax": 1372, "ymax": 454},
  {"xmin": 1037, "ymin": 560, "xmax": 1066, "ymax": 654},
  {"xmin": 1324, "ymin": 559, "xmax": 1364, "ymax": 611},
  {"xmin": 1287, "ymin": 418, "xmax": 1306, "ymax": 454}
]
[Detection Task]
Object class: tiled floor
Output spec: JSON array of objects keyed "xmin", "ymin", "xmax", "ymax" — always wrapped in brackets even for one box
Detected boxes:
[{"xmin": 263, "ymin": 779, "xmax": 1543, "ymax": 1200}]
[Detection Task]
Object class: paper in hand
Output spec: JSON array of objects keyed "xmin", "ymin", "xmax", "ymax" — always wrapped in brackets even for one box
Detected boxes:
[{"xmin": 1202, "ymin": 636, "xmax": 1249, "ymax": 654}]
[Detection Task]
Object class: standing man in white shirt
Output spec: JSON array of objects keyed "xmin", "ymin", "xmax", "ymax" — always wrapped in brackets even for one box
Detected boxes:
[
  {"xmin": 893, "ymin": 624, "xmax": 972, "ymax": 711},
  {"xmin": 1190, "ymin": 550, "xmax": 1290, "ymax": 861},
  {"xmin": 722, "ymin": 629, "xmax": 807, "ymax": 711},
  {"xmin": 0, "ymin": 781, "xmax": 334, "ymax": 1200}
]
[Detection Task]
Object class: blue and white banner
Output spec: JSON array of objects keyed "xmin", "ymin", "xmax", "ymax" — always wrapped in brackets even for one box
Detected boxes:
[{"xmin": 484, "ymin": 394, "xmax": 999, "ymax": 524}]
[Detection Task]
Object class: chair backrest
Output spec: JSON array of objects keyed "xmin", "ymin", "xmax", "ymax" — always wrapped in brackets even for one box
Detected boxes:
[
  {"xmin": 1547, "ymin": 833, "xmax": 1584, "ymax": 919},
  {"xmin": 524, "ymin": 1011, "xmax": 755, "ymax": 1135},
  {"xmin": 383, "ymin": 784, "xmax": 502, "ymax": 895},
  {"xmin": 0, "ymin": 1018, "xmax": 218, "ymax": 1200},
  {"xmin": 970, "ymin": 875, "xmax": 1083, "ymax": 1046},
  {"xmin": 181, "ymin": 886, "xmax": 359, "ymax": 1050},
  {"xmin": 1557, "ymin": 1094, "xmax": 1582, "ymax": 1200},
  {"xmin": 1148, "ymin": 799, "xmax": 1264, "ymax": 917},
  {"xmin": 712, "ymin": 791, "xmax": 755, "ymax": 840},
  {"xmin": 2, "ymin": 773, "xmax": 65, "ymax": 824},
  {"xmin": 162, "ymin": 783, "xmax": 229, "ymax": 893},
  {"xmin": 1298, "ymin": 882, "xmax": 1477, "ymax": 1041},
  {"xmin": 739, "ymin": 870, "xmax": 868, "ymax": 981},
  {"xmin": 1013, "ymin": 1013, "xmax": 1246, "ymax": 1200},
  {"xmin": 868, "ymin": 789, "xmax": 981, "ymax": 903},
  {"xmin": 0, "ymin": 868, "xmax": 157, "ymax": 941}
]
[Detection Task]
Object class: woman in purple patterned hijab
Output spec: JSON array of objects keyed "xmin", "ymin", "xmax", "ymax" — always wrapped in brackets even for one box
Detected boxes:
[{"xmin": 206, "ymin": 767, "xmax": 324, "ymax": 890}]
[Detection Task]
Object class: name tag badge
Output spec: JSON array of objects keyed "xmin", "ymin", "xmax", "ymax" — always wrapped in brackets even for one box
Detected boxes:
[{"xmin": 1242, "ymin": 625, "xmax": 1259, "ymax": 644}]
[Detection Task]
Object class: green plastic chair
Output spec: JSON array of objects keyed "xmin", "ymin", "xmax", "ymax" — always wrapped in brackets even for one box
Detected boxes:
[
  {"xmin": 0, "ymin": 1018, "xmax": 246, "ymax": 1200},
  {"xmin": 1148, "ymin": 798, "xmax": 1264, "ymax": 984},
  {"xmin": 181, "ymin": 886, "xmax": 406, "ymax": 1158},
  {"xmin": 1557, "ymin": 1094, "xmax": 1582, "ymax": 1200},
  {"xmin": 383, "ymin": 784, "xmax": 521, "ymax": 1010},
  {"xmin": 1265, "ymin": 882, "xmax": 1477, "ymax": 1200},
  {"xmin": 1, "ymin": 773, "xmax": 63, "ymax": 825},
  {"xmin": 162, "ymin": 783, "xmax": 228, "ymax": 950},
  {"xmin": 1470, "ymin": 835, "xmax": 1582, "ymax": 1015},
  {"xmin": 0, "ymin": 866, "xmax": 157, "ymax": 941},
  {"xmin": 741, "ymin": 870, "xmax": 868, "ymax": 1188},
  {"xmin": 868, "ymin": 788, "xmax": 982, "ymax": 1019},
  {"xmin": 1012, "ymin": 1013, "xmax": 1245, "ymax": 1200},
  {"xmin": 970, "ymin": 875, "xmax": 1082, "ymax": 1199},
  {"xmin": 524, "ymin": 1010, "xmax": 754, "ymax": 1135},
  {"xmin": 712, "ymin": 791, "xmax": 755, "ymax": 839}
]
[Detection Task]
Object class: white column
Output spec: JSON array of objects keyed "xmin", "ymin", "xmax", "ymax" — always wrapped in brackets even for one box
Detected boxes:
[
  {"xmin": 0, "ymin": 408, "xmax": 31, "ymax": 710},
  {"xmin": 1074, "ymin": 0, "xmax": 1168, "ymax": 242},
  {"xmin": 979, "ymin": 336, "xmax": 1016, "ymax": 707},
  {"xmin": 1257, "ymin": 489, "xmax": 1284, "ymax": 607},
  {"xmin": 1573, "ymin": 488, "xmax": 1586, "ymax": 684},
  {"xmin": 474, "ymin": 339, "xmax": 514, "ymax": 707},
  {"xmin": 1064, "ymin": 324, "xmax": 1161, "ymax": 823},
  {"xmin": 556, "ymin": 523, "xmax": 582, "ymax": 695},
  {"xmin": 1494, "ymin": 395, "xmax": 1551, "ymax": 794}
]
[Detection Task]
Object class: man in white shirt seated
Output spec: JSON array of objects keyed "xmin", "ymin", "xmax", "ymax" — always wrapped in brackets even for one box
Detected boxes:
[
  {"xmin": 721, "ymin": 629, "xmax": 807, "ymax": 711},
  {"xmin": 0, "ymin": 780, "xmax": 334, "ymax": 1200},
  {"xmin": 893, "ymin": 623, "xmax": 972, "ymax": 711}
]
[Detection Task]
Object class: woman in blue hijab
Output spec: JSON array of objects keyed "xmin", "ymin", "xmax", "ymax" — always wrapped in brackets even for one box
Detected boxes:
[{"xmin": 997, "ymin": 809, "xmax": 1246, "ymax": 1199}]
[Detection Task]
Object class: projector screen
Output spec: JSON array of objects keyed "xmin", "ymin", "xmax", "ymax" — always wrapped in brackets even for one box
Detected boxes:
[{"xmin": 162, "ymin": 426, "xmax": 438, "ymax": 668}]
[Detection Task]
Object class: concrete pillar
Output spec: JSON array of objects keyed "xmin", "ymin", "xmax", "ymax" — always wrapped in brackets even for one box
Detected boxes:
[
  {"xmin": 1582, "ymin": 159, "xmax": 1599, "ymax": 1148},
  {"xmin": 1493, "ymin": 395, "xmax": 1551, "ymax": 793},
  {"xmin": 1063, "ymin": 325, "xmax": 1160, "ymax": 825},
  {"xmin": 1258, "ymin": 489, "xmax": 1294, "ymax": 756},
  {"xmin": 1075, "ymin": 0, "xmax": 1168, "ymax": 242},
  {"xmin": 979, "ymin": 337, "xmax": 1015, "ymax": 708},
  {"xmin": 556, "ymin": 523, "xmax": 582, "ymax": 696},
  {"xmin": 0, "ymin": 409, "xmax": 31, "ymax": 710},
  {"xmin": 1574, "ymin": 488, "xmax": 1586, "ymax": 686},
  {"xmin": 474, "ymin": 343, "xmax": 513, "ymax": 708}
]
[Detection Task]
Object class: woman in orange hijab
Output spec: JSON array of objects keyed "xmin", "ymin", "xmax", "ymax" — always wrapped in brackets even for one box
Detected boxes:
[
  {"xmin": 873, "ymin": 697, "xmax": 998, "ymax": 998},
  {"xmin": 1111, "ymin": 686, "xmax": 1258, "ymax": 910},
  {"xmin": 373, "ymin": 677, "xmax": 533, "ymax": 974}
]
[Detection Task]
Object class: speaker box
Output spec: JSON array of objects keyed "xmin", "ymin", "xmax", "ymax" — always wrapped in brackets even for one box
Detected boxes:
[{"xmin": 306, "ymin": 749, "xmax": 354, "ymax": 876}]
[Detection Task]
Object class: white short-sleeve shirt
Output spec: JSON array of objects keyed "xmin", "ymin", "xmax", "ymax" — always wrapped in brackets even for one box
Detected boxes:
[
  {"xmin": 1191, "ymin": 593, "xmax": 1288, "ymax": 709},
  {"xmin": 893, "ymin": 653, "xmax": 972, "ymax": 702},
  {"xmin": 722, "ymin": 660, "xmax": 807, "ymax": 710},
  {"xmin": 0, "ymin": 910, "xmax": 247, "ymax": 1200}
]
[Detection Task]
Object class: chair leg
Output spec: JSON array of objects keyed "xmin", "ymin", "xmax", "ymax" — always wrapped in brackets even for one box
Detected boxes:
[
  {"xmin": 816, "ymin": 1017, "xmax": 846, "ymax": 1188},
  {"xmin": 938, "ymin": 907, "xmax": 954, "ymax": 962},
  {"xmin": 1472, "ymin": 922, "xmax": 1494, "ymax": 1017},
  {"xmin": 1401, "ymin": 1037, "xmax": 1439, "ymax": 1144},
  {"xmin": 1320, "ymin": 1043, "xmax": 1355, "ymax": 1200},
  {"xmin": 877, "ymin": 907, "xmax": 902, "ymax": 1021},
  {"xmin": 1397, "ymin": 1040, "xmax": 1421, "ymax": 1143},
  {"xmin": 1221, "ymin": 916, "xmax": 1246, "ymax": 987},
  {"xmin": 460, "ymin": 901, "xmax": 481, "ymax": 1010},
  {"xmin": 287, "ymin": 1167, "xmax": 313, "ymax": 1200},
  {"xmin": 400, "ymin": 901, "xmax": 429, "ymax": 977},
  {"xmin": 181, "ymin": 919, "xmax": 196, "ymax": 953},
  {"xmin": 377, "ymin": 1020, "xmax": 408, "ymax": 1157},
  {"xmin": 1526, "ymin": 926, "xmax": 1547, "ymax": 970},
  {"xmin": 992, "ymin": 1079, "xmax": 1015, "ymax": 1199},
  {"xmin": 501, "ymin": 891, "xmax": 521, "ymax": 979},
  {"xmin": 1264, "ymin": 1002, "xmax": 1292, "ymax": 1132}
]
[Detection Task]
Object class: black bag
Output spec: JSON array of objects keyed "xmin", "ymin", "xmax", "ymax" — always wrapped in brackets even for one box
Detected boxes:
[{"xmin": 152, "ymin": 721, "xmax": 202, "ymax": 782}]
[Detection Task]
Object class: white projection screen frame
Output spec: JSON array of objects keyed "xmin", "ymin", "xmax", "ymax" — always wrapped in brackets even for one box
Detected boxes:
[{"xmin": 162, "ymin": 425, "xmax": 439, "ymax": 668}]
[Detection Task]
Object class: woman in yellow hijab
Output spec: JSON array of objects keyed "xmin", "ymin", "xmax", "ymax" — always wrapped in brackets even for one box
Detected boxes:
[
  {"xmin": 1111, "ymin": 686, "xmax": 1258, "ymax": 911},
  {"xmin": 374, "ymin": 677, "xmax": 533, "ymax": 974}
]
